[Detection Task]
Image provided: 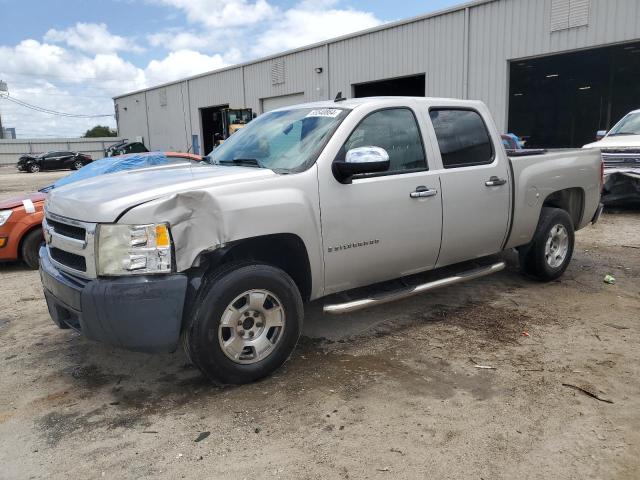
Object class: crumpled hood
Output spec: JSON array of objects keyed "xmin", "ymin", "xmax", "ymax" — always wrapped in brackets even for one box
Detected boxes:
[
  {"xmin": 46, "ymin": 163, "xmax": 276, "ymax": 222},
  {"xmin": 584, "ymin": 135, "xmax": 640, "ymax": 149},
  {"xmin": 0, "ymin": 192, "xmax": 46, "ymax": 210}
]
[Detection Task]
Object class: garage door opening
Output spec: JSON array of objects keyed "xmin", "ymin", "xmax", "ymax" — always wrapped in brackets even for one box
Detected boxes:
[
  {"xmin": 261, "ymin": 93, "xmax": 305, "ymax": 113},
  {"xmin": 353, "ymin": 74, "xmax": 426, "ymax": 98},
  {"xmin": 508, "ymin": 42, "xmax": 640, "ymax": 148},
  {"xmin": 200, "ymin": 104, "xmax": 229, "ymax": 154}
]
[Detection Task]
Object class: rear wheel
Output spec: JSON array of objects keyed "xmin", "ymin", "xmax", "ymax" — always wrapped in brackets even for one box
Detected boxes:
[
  {"xmin": 21, "ymin": 228, "xmax": 44, "ymax": 269},
  {"xmin": 185, "ymin": 262, "xmax": 303, "ymax": 385},
  {"xmin": 28, "ymin": 163, "xmax": 40, "ymax": 173},
  {"xmin": 519, "ymin": 207, "xmax": 574, "ymax": 281}
]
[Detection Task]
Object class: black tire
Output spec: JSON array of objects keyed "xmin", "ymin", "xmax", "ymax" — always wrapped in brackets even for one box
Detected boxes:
[
  {"xmin": 519, "ymin": 207, "xmax": 574, "ymax": 281},
  {"xmin": 21, "ymin": 228, "xmax": 44, "ymax": 269},
  {"xmin": 28, "ymin": 163, "xmax": 40, "ymax": 173},
  {"xmin": 185, "ymin": 262, "xmax": 303, "ymax": 385},
  {"xmin": 71, "ymin": 159, "xmax": 83, "ymax": 170}
]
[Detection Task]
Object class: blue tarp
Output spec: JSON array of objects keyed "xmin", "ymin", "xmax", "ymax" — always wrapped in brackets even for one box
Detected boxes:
[{"xmin": 45, "ymin": 152, "xmax": 173, "ymax": 191}]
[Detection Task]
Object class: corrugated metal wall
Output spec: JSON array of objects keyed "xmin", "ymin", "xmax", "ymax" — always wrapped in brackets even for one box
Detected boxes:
[
  {"xmin": 244, "ymin": 46, "xmax": 328, "ymax": 113},
  {"xmin": 146, "ymin": 82, "xmax": 191, "ymax": 152},
  {"xmin": 329, "ymin": 10, "xmax": 466, "ymax": 100},
  {"xmin": 468, "ymin": 0, "xmax": 640, "ymax": 131},
  {"xmin": 114, "ymin": 0, "xmax": 640, "ymax": 152},
  {"xmin": 0, "ymin": 137, "xmax": 124, "ymax": 166},
  {"xmin": 115, "ymin": 92, "xmax": 148, "ymax": 144}
]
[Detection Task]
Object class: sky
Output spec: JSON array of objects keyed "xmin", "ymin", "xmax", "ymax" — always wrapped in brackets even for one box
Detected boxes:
[{"xmin": 0, "ymin": 0, "xmax": 463, "ymax": 138}]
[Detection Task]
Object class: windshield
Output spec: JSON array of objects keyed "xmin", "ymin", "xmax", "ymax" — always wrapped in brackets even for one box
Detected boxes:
[
  {"xmin": 208, "ymin": 107, "xmax": 350, "ymax": 173},
  {"xmin": 608, "ymin": 112, "xmax": 640, "ymax": 136}
]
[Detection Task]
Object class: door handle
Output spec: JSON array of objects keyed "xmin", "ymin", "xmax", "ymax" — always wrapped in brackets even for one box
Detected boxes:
[
  {"xmin": 485, "ymin": 176, "xmax": 507, "ymax": 187},
  {"xmin": 410, "ymin": 186, "xmax": 438, "ymax": 198}
]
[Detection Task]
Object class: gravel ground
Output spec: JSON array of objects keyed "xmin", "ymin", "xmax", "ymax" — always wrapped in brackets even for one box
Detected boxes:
[{"xmin": 1, "ymin": 168, "xmax": 639, "ymax": 479}]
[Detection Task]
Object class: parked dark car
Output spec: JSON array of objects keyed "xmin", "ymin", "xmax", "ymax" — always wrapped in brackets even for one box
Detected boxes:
[
  {"xmin": 16, "ymin": 151, "xmax": 92, "ymax": 173},
  {"xmin": 105, "ymin": 140, "xmax": 149, "ymax": 157}
]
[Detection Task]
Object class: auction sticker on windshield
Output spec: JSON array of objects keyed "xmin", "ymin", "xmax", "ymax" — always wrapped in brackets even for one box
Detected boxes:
[{"xmin": 306, "ymin": 109, "xmax": 342, "ymax": 118}]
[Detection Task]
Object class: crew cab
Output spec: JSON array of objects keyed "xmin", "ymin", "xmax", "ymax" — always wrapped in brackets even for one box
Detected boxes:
[{"xmin": 39, "ymin": 97, "xmax": 603, "ymax": 385}]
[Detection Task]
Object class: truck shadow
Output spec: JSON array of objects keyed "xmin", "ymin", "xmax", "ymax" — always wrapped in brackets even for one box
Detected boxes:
[{"xmin": 35, "ymin": 253, "xmax": 549, "ymax": 445}]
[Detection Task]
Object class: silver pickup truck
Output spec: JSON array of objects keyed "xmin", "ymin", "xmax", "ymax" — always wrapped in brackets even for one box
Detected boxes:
[{"xmin": 40, "ymin": 97, "xmax": 603, "ymax": 384}]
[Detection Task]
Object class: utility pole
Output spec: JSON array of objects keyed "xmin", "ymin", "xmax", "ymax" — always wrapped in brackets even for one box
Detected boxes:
[{"xmin": 0, "ymin": 80, "xmax": 7, "ymax": 140}]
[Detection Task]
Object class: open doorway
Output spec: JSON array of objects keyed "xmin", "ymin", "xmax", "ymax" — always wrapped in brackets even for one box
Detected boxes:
[
  {"xmin": 353, "ymin": 74, "xmax": 426, "ymax": 98},
  {"xmin": 200, "ymin": 104, "xmax": 229, "ymax": 154},
  {"xmin": 508, "ymin": 41, "xmax": 640, "ymax": 148}
]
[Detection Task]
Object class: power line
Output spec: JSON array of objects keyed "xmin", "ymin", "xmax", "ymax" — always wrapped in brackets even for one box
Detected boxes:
[
  {"xmin": 0, "ymin": 93, "xmax": 113, "ymax": 118},
  {"xmin": 1, "ymin": 69, "xmax": 143, "ymax": 84}
]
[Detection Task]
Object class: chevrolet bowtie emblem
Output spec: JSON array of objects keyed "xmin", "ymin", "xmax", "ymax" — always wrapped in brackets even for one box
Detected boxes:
[{"xmin": 44, "ymin": 228, "xmax": 52, "ymax": 244}]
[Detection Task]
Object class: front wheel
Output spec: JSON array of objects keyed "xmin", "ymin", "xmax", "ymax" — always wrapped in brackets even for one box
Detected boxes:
[
  {"xmin": 21, "ymin": 228, "xmax": 44, "ymax": 269},
  {"xmin": 519, "ymin": 207, "xmax": 574, "ymax": 281},
  {"xmin": 72, "ymin": 159, "xmax": 83, "ymax": 170},
  {"xmin": 28, "ymin": 163, "xmax": 40, "ymax": 173},
  {"xmin": 185, "ymin": 263, "xmax": 303, "ymax": 385}
]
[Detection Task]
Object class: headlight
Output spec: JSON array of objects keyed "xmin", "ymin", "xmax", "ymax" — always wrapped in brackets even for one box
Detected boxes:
[
  {"xmin": 0, "ymin": 210, "xmax": 13, "ymax": 226},
  {"xmin": 97, "ymin": 223, "xmax": 173, "ymax": 276}
]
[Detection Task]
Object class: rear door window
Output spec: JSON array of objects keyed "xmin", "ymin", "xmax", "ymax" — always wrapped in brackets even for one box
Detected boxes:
[{"xmin": 429, "ymin": 109, "xmax": 494, "ymax": 168}]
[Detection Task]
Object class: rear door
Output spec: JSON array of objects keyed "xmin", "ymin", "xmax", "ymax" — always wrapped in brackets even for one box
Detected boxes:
[{"xmin": 426, "ymin": 107, "xmax": 511, "ymax": 267}]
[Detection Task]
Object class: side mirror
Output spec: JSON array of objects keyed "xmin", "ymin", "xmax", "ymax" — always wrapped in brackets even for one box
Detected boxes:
[
  {"xmin": 333, "ymin": 146, "xmax": 390, "ymax": 183},
  {"xmin": 596, "ymin": 130, "xmax": 607, "ymax": 141}
]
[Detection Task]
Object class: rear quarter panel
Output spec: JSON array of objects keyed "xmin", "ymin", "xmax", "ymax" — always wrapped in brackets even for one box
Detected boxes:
[{"xmin": 505, "ymin": 149, "xmax": 602, "ymax": 249}]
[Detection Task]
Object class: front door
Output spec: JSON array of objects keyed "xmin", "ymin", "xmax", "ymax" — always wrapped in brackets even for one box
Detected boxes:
[
  {"xmin": 427, "ymin": 108, "xmax": 511, "ymax": 267},
  {"xmin": 43, "ymin": 152, "xmax": 61, "ymax": 170},
  {"xmin": 319, "ymin": 107, "xmax": 443, "ymax": 295}
]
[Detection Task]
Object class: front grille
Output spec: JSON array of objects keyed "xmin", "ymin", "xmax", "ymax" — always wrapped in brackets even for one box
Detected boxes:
[
  {"xmin": 48, "ymin": 218, "xmax": 86, "ymax": 240},
  {"xmin": 50, "ymin": 247, "xmax": 87, "ymax": 272},
  {"xmin": 602, "ymin": 153, "xmax": 640, "ymax": 168},
  {"xmin": 44, "ymin": 213, "xmax": 97, "ymax": 278}
]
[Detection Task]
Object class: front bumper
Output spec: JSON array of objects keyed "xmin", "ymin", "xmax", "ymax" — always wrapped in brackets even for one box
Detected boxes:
[{"xmin": 39, "ymin": 246, "xmax": 187, "ymax": 353}]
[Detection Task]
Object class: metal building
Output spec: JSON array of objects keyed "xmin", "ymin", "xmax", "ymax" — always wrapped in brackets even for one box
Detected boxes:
[{"xmin": 114, "ymin": 0, "xmax": 640, "ymax": 153}]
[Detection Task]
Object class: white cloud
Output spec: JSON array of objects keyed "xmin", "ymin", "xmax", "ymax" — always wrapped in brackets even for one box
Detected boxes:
[
  {"xmin": 252, "ymin": 4, "xmax": 382, "ymax": 57},
  {"xmin": 155, "ymin": 0, "xmax": 275, "ymax": 28},
  {"xmin": 0, "ymin": 1, "xmax": 384, "ymax": 137},
  {"xmin": 0, "ymin": 39, "xmax": 148, "ymax": 137},
  {"xmin": 147, "ymin": 30, "xmax": 217, "ymax": 51},
  {"xmin": 145, "ymin": 49, "xmax": 231, "ymax": 84},
  {"xmin": 44, "ymin": 22, "xmax": 143, "ymax": 55}
]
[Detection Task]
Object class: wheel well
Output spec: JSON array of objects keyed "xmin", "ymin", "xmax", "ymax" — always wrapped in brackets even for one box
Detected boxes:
[
  {"xmin": 542, "ymin": 188, "xmax": 584, "ymax": 228},
  {"xmin": 199, "ymin": 234, "xmax": 312, "ymax": 302},
  {"xmin": 17, "ymin": 225, "xmax": 42, "ymax": 259}
]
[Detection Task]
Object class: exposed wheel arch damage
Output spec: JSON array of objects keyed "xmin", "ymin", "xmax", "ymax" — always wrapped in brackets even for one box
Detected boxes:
[{"xmin": 542, "ymin": 187, "xmax": 585, "ymax": 228}]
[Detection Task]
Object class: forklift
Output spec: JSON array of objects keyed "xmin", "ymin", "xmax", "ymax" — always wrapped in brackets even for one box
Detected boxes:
[{"xmin": 214, "ymin": 108, "xmax": 254, "ymax": 147}]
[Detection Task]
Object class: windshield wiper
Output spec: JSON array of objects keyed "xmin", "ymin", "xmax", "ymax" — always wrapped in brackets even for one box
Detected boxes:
[
  {"xmin": 608, "ymin": 132, "xmax": 638, "ymax": 137},
  {"xmin": 216, "ymin": 158, "xmax": 265, "ymax": 168}
]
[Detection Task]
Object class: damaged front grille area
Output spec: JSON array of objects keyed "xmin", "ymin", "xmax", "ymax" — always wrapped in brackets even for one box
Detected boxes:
[
  {"xmin": 43, "ymin": 212, "xmax": 97, "ymax": 279},
  {"xmin": 49, "ymin": 247, "xmax": 87, "ymax": 272},
  {"xmin": 601, "ymin": 150, "xmax": 640, "ymax": 169},
  {"xmin": 46, "ymin": 218, "xmax": 86, "ymax": 240}
]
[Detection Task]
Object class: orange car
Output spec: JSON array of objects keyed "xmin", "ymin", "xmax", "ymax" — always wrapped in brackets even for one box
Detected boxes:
[
  {"xmin": 1, "ymin": 151, "xmax": 204, "ymax": 269},
  {"xmin": 0, "ymin": 192, "xmax": 46, "ymax": 269}
]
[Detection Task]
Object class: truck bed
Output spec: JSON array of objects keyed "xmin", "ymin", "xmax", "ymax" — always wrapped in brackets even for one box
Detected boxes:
[{"xmin": 504, "ymin": 148, "xmax": 602, "ymax": 249}]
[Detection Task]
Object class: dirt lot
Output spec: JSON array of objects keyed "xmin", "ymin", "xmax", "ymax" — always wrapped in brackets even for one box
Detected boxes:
[{"xmin": 1, "ymin": 167, "xmax": 639, "ymax": 479}]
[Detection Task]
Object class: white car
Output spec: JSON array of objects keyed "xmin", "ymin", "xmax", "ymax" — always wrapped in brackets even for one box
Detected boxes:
[
  {"xmin": 584, "ymin": 109, "xmax": 640, "ymax": 205},
  {"xmin": 584, "ymin": 109, "xmax": 640, "ymax": 165}
]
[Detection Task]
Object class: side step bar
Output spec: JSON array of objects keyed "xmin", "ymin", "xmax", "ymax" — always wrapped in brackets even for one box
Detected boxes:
[{"xmin": 323, "ymin": 261, "xmax": 506, "ymax": 315}]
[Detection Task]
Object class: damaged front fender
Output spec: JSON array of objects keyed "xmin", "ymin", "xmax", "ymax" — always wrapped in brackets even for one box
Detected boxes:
[{"xmin": 117, "ymin": 167, "xmax": 326, "ymax": 299}]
